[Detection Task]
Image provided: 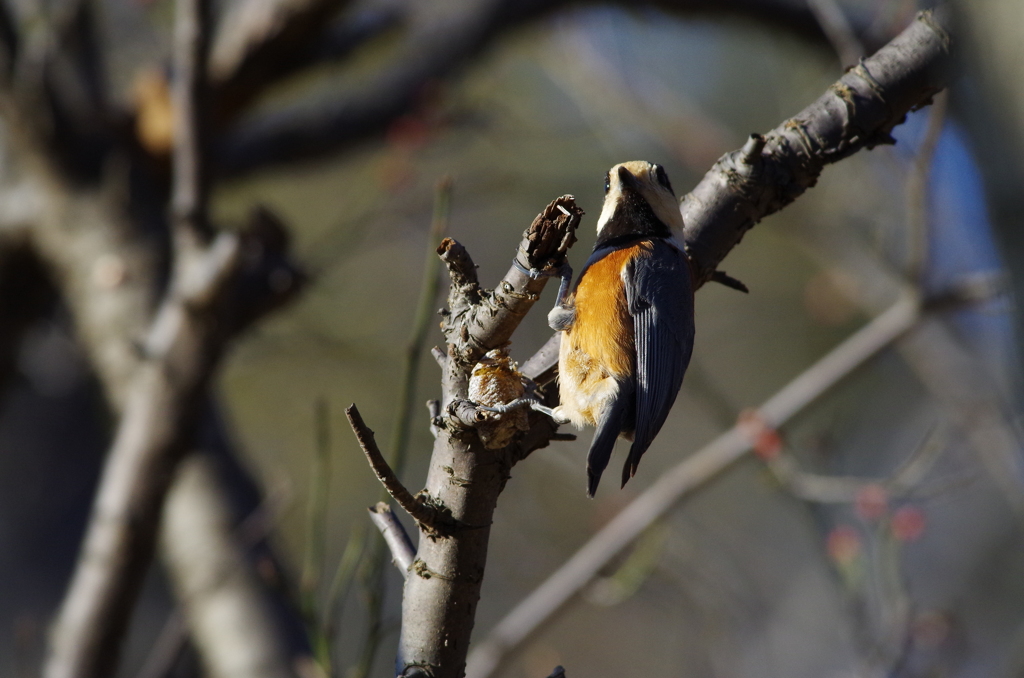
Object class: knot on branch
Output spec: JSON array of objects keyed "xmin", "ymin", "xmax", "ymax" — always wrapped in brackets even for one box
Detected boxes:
[{"xmin": 444, "ymin": 399, "xmax": 487, "ymax": 431}]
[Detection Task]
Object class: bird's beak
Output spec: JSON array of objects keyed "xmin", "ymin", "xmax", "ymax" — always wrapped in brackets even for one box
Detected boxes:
[{"xmin": 616, "ymin": 165, "xmax": 638, "ymax": 191}]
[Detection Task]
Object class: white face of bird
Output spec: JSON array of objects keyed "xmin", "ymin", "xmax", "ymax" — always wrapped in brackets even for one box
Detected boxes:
[{"xmin": 595, "ymin": 161, "xmax": 684, "ymax": 237}]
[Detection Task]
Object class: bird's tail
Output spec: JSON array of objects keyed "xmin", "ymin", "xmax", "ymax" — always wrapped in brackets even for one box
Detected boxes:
[
  {"xmin": 586, "ymin": 393, "xmax": 630, "ymax": 497},
  {"xmin": 622, "ymin": 437, "xmax": 654, "ymax": 489}
]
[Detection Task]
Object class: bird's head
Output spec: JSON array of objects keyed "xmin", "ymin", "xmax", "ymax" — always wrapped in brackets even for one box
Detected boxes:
[{"xmin": 595, "ymin": 161, "xmax": 683, "ymax": 243}]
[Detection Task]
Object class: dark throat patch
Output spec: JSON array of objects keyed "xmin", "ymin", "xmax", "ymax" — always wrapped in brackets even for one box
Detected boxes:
[{"xmin": 594, "ymin": 188, "xmax": 672, "ymax": 250}]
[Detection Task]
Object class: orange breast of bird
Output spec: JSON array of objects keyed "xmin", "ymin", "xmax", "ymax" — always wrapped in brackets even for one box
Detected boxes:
[{"xmin": 558, "ymin": 242, "xmax": 652, "ymax": 427}]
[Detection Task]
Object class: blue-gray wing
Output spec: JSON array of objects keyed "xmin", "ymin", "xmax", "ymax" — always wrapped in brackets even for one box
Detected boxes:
[{"xmin": 622, "ymin": 241, "xmax": 695, "ymax": 487}]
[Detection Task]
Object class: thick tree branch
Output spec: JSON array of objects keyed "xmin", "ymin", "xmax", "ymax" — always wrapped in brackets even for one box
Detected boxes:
[
  {"xmin": 0, "ymin": 110, "xmax": 304, "ymax": 678},
  {"xmin": 161, "ymin": 455, "xmax": 296, "ymax": 678},
  {"xmin": 680, "ymin": 8, "xmax": 949, "ymax": 287},
  {"xmin": 41, "ymin": 0, "xmax": 304, "ymax": 674},
  {"xmin": 396, "ymin": 196, "xmax": 580, "ymax": 678},
  {"xmin": 42, "ymin": 205, "xmax": 299, "ymax": 678}
]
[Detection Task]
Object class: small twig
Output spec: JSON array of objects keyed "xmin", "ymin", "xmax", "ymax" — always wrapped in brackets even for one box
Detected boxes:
[
  {"xmin": 171, "ymin": 0, "xmax": 212, "ymax": 242},
  {"xmin": 766, "ymin": 423, "xmax": 949, "ymax": 503},
  {"xmin": 368, "ymin": 502, "xmax": 416, "ymax": 577},
  {"xmin": 427, "ymin": 400, "xmax": 441, "ymax": 439},
  {"xmin": 347, "ymin": 403, "xmax": 438, "ymax": 528}
]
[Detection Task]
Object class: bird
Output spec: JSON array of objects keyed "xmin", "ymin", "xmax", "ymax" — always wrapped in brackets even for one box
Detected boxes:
[{"xmin": 547, "ymin": 160, "xmax": 696, "ymax": 497}]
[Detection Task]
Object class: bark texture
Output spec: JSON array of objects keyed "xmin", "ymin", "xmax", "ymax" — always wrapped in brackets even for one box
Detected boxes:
[
  {"xmin": 680, "ymin": 8, "xmax": 950, "ymax": 287},
  {"xmin": 387, "ymin": 197, "xmax": 581, "ymax": 678}
]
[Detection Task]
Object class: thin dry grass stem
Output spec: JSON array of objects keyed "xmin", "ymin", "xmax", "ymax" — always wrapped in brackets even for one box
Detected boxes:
[{"xmin": 303, "ymin": 398, "xmax": 334, "ymax": 672}]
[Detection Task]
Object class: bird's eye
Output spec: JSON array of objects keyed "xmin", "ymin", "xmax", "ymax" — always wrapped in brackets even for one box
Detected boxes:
[
  {"xmin": 654, "ymin": 165, "xmax": 673, "ymax": 193},
  {"xmin": 604, "ymin": 171, "xmax": 611, "ymax": 194}
]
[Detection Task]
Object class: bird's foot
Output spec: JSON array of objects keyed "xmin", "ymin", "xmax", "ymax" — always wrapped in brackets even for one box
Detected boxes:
[
  {"xmin": 477, "ymin": 398, "xmax": 570, "ymax": 424},
  {"xmin": 547, "ymin": 305, "xmax": 575, "ymax": 332}
]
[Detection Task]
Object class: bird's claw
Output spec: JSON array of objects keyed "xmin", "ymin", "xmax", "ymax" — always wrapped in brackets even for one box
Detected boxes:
[{"xmin": 477, "ymin": 398, "xmax": 569, "ymax": 424}]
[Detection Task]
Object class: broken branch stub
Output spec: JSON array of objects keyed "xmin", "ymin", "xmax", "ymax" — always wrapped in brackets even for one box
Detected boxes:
[{"xmin": 439, "ymin": 195, "xmax": 581, "ymax": 368}]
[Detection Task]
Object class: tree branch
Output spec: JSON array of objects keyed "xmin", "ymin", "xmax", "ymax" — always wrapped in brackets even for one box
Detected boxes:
[
  {"xmin": 521, "ymin": 8, "xmax": 951, "ymax": 380},
  {"xmin": 210, "ymin": 1, "xmax": 402, "ymax": 125},
  {"xmin": 171, "ymin": 0, "xmax": 211, "ymax": 241},
  {"xmin": 41, "ymin": 0, "xmax": 304, "ymax": 674},
  {"xmin": 395, "ymin": 195, "xmax": 580, "ymax": 678},
  {"xmin": 368, "ymin": 502, "xmax": 417, "ymax": 577},
  {"xmin": 680, "ymin": 8, "xmax": 949, "ymax": 288},
  {"xmin": 347, "ymin": 403, "xmax": 443, "ymax": 529},
  {"xmin": 161, "ymin": 455, "xmax": 296, "ymax": 678},
  {"xmin": 212, "ymin": 0, "xmax": 861, "ymax": 176},
  {"xmin": 0, "ymin": 113, "xmax": 305, "ymax": 678}
]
